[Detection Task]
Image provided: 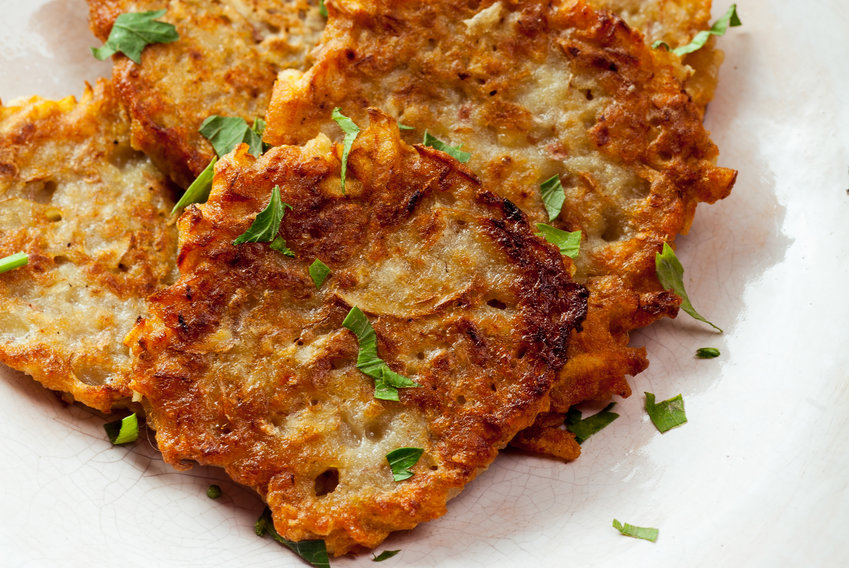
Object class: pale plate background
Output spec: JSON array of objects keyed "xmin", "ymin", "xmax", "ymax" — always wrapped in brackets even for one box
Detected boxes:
[{"xmin": 1, "ymin": 1, "xmax": 847, "ymax": 566}]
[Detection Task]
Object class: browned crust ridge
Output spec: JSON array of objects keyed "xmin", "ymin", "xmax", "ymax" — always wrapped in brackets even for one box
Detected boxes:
[{"xmin": 127, "ymin": 111, "xmax": 587, "ymax": 553}]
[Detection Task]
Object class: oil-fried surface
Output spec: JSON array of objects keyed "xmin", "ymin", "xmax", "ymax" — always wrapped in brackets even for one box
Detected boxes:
[
  {"xmin": 0, "ymin": 80, "xmax": 178, "ymax": 412},
  {"xmin": 594, "ymin": 0, "xmax": 723, "ymax": 110},
  {"xmin": 264, "ymin": 0, "xmax": 736, "ymax": 457},
  {"xmin": 127, "ymin": 112, "xmax": 587, "ymax": 554},
  {"xmin": 87, "ymin": 0, "xmax": 325, "ymax": 188}
]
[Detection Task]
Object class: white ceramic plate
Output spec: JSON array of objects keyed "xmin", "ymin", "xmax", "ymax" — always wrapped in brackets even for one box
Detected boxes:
[{"xmin": 2, "ymin": 1, "xmax": 848, "ymax": 566}]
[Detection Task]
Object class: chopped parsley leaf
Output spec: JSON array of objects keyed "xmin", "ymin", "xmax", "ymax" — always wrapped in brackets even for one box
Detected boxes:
[
  {"xmin": 696, "ymin": 347, "xmax": 720, "ymax": 359},
  {"xmin": 422, "ymin": 131, "xmax": 471, "ymax": 163},
  {"xmin": 104, "ymin": 413, "xmax": 139, "ymax": 445},
  {"xmin": 332, "ymin": 108, "xmax": 360, "ymax": 194},
  {"xmin": 372, "ymin": 550, "xmax": 401, "ymax": 562},
  {"xmin": 309, "ymin": 259, "xmax": 331, "ymax": 289},
  {"xmin": 91, "ymin": 10, "xmax": 179, "ymax": 64},
  {"xmin": 319, "ymin": 0, "xmax": 328, "ymax": 18},
  {"xmin": 565, "ymin": 403, "xmax": 619, "ymax": 444},
  {"xmin": 397, "ymin": 123, "xmax": 415, "ymax": 131},
  {"xmin": 206, "ymin": 484, "xmax": 222, "ymax": 499},
  {"xmin": 0, "ymin": 252, "xmax": 28, "ymax": 274},
  {"xmin": 255, "ymin": 508, "xmax": 330, "ymax": 568},
  {"xmin": 655, "ymin": 242, "xmax": 722, "ymax": 332},
  {"xmin": 232, "ymin": 185, "xmax": 293, "ymax": 250},
  {"xmin": 539, "ymin": 175, "xmax": 566, "ymax": 221},
  {"xmin": 342, "ymin": 306, "xmax": 420, "ymax": 401},
  {"xmin": 535, "ymin": 224, "xmax": 581, "ymax": 259},
  {"xmin": 269, "ymin": 236, "xmax": 295, "ymax": 257},
  {"xmin": 386, "ymin": 448, "xmax": 424, "ymax": 482},
  {"xmin": 612, "ymin": 519, "xmax": 659, "ymax": 542},
  {"xmin": 653, "ymin": 4, "xmax": 741, "ymax": 56},
  {"xmin": 199, "ymin": 115, "xmax": 265, "ymax": 158},
  {"xmin": 171, "ymin": 156, "xmax": 216, "ymax": 215},
  {"xmin": 645, "ymin": 392, "xmax": 688, "ymax": 433}
]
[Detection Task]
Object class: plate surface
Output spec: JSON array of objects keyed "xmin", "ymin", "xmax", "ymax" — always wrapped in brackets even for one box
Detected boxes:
[{"xmin": 1, "ymin": 1, "xmax": 848, "ymax": 566}]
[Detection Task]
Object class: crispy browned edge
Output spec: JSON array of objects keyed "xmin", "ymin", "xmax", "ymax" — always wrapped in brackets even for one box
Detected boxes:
[
  {"xmin": 264, "ymin": 0, "xmax": 736, "ymax": 460},
  {"xmin": 0, "ymin": 80, "xmax": 177, "ymax": 412},
  {"xmin": 126, "ymin": 111, "xmax": 588, "ymax": 553}
]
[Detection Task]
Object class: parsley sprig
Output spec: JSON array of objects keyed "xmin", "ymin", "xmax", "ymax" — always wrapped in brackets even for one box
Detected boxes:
[
  {"xmin": 232, "ymin": 185, "xmax": 294, "ymax": 256},
  {"xmin": 653, "ymin": 4, "xmax": 741, "ymax": 56},
  {"xmin": 255, "ymin": 508, "xmax": 330, "ymax": 568},
  {"xmin": 655, "ymin": 242, "xmax": 722, "ymax": 332},
  {"xmin": 91, "ymin": 10, "xmax": 179, "ymax": 64},
  {"xmin": 342, "ymin": 307, "xmax": 420, "ymax": 401}
]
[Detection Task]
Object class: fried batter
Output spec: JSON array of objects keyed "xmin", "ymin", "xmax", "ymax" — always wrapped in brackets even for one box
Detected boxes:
[
  {"xmin": 264, "ymin": 0, "xmax": 736, "ymax": 458},
  {"xmin": 0, "ymin": 80, "xmax": 178, "ymax": 412},
  {"xmin": 126, "ymin": 111, "xmax": 587, "ymax": 554},
  {"xmin": 593, "ymin": 0, "xmax": 724, "ymax": 110},
  {"xmin": 87, "ymin": 0, "xmax": 325, "ymax": 188}
]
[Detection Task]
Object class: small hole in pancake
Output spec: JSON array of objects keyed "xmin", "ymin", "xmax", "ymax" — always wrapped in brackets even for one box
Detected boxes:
[
  {"xmin": 314, "ymin": 468, "xmax": 339, "ymax": 496},
  {"xmin": 517, "ymin": 347, "xmax": 527, "ymax": 360},
  {"xmin": 27, "ymin": 180, "xmax": 57, "ymax": 204},
  {"xmin": 490, "ymin": 383, "xmax": 497, "ymax": 392},
  {"xmin": 486, "ymin": 298, "xmax": 507, "ymax": 310},
  {"xmin": 53, "ymin": 255, "xmax": 71, "ymax": 267},
  {"xmin": 430, "ymin": 465, "xmax": 438, "ymax": 471},
  {"xmin": 118, "ymin": 263, "xmax": 129, "ymax": 272},
  {"xmin": 416, "ymin": 352, "xmax": 425, "ymax": 360},
  {"xmin": 456, "ymin": 395, "xmax": 466, "ymax": 405},
  {"xmin": 583, "ymin": 89, "xmax": 594, "ymax": 100},
  {"xmin": 365, "ymin": 421, "xmax": 386, "ymax": 441}
]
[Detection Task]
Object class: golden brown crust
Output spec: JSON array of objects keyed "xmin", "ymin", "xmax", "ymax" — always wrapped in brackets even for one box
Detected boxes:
[
  {"xmin": 0, "ymin": 80, "xmax": 178, "ymax": 412},
  {"xmin": 87, "ymin": 0, "xmax": 325, "ymax": 188},
  {"xmin": 128, "ymin": 112, "xmax": 587, "ymax": 553},
  {"xmin": 264, "ymin": 0, "xmax": 736, "ymax": 458}
]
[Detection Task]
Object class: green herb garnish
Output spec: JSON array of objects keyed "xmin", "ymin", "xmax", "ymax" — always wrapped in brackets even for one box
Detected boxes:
[
  {"xmin": 255, "ymin": 508, "xmax": 330, "ymax": 568},
  {"xmin": 422, "ymin": 131, "xmax": 471, "ymax": 163},
  {"xmin": 652, "ymin": 4, "xmax": 741, "ymax": 56},
  {"xmin": 0, "ymin": 252, "xmax": 28, "ymax": 274},
  {"xmin": 386, "ymin": 448, "xmax": 424, "ymax": 482},
  {"xmin": 342, "ymin": 306, "xmax": 420, "ymax": 401},
  {"xmin": 372, "ymin": 550, "xmax": 401, "ymax": 562},
  {"xmin": 309, "ymin": 259, "xmax": 331, "ymax": 289},
  {"xmin": 269, "ymin": 236, "xmax": 295, "ymax": 257},
  {"xmin": 171, "ymin": 156, "xmax": 217, "ymax": 214},
  {"xmin": 206, "ymin": 484, "xmax": 222, "ymax": 499},
  {"xmin": 535, "ymin": 224, "xmax": 581, "ymax": 259},
  {"xmin": 612, "ymin": 519, "xmax": 659, "ymax": 542},
  {"xmin": 232, "ymin": 185, "xmax": 293, "ymax": 249},
  {"xmin": 645, "ymin": 392, "xmax": 688, "ymax": 433},
  {"xmin": 539, "ymin": 175, "xmax": 566, "ymax": 221},
  {"xmin": 331, "ymin": 108, "xmax": 360, "ymax": 194},
  {"xmin": 565, "ymin": 403, "xmax": 619, "ymax": 444},
  {"xmin": 655, "ymin": 242, "xmax": 722, "ymax": 332},
  {"xmin": 199, "ymin": 115, "xmax": 265, "ymax": 158},
  {"xmin": 91, "ymin": 10, "xmax": 178, "ymax": 64},
  {"xmin": 319, "ymin": 0, "xmax": 328, "ymax": 18},
  {"xmin": 397, "ymin": 123, "xmax": 415, "ymax": 131},
  {"xmin": 696, "ymin": 347, "xmax": 720, "ymax": 359},
  {"xmin": 104, "ymin": 413, "xmax": 139, "ymax": 445}
]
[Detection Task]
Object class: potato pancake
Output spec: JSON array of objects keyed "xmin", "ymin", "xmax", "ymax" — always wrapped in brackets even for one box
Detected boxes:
[
  {"xmin": 0, "ymin": 80, "xmax": 177, "ymax": 412},
  {"xmin": 264, "ymin": 0, "xmax": 736, "ymax": 459},
  {"xmin": 87, "ymin": 0, "xmax": 325, "ymax": 188},
  {"xmin": 594, "ymin": 0, "xmax": 724, "ymax": 111},
  {"xmin": 126, "ymin": 111, "xmax": 588, "ymax": 554}
]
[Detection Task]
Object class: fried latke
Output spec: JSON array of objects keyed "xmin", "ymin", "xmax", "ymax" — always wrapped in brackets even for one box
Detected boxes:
[
  {"xmin": 593, "ymin": 0, "xmax": 723, "ymax": 110},
  {"xmin": 0, "ymin": 80, "xmax": 178, "ymax": 412},
  {"xmin": 87, "ymin": 0, "xmax": 325, "ymax": 188},
  {"xmin": 264, "ymin": 0, "xmax": 736, "ymax": 458},
  {"xmin": 126, "ymin": 111, "xmax": 588, "ymax": 554}
]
